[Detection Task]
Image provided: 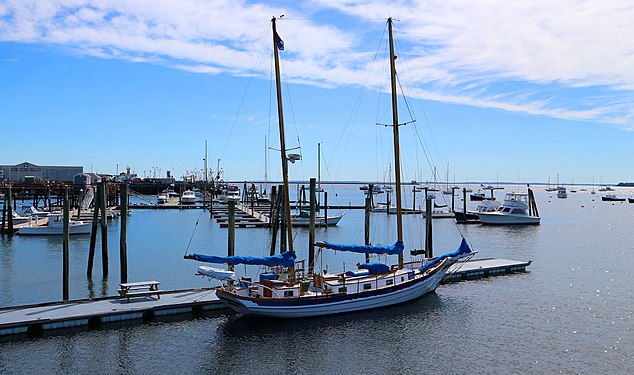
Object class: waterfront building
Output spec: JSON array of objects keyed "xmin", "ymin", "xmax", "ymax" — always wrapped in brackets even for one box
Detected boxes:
[{"xmin": 0, "ymin": 162, "xmax": 83, "ymax": 183}]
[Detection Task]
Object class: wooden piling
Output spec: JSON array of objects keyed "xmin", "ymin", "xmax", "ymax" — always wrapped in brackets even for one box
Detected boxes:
[
  {"xmin": 1, "ymin": 190, "xmax": 6, "ymax": 235},
  {"xmin": 63, "ymin": 189, "xmax": 70, "ymax": 301},
  {"xmin": 364, "ymin": 187, "xmax": 371, "ymax": 263},
  {"xmin": 308, "ymin": 178, "xmax": 316, "ymax": 274},
  {"xmin": 425, "ymin": 197, "xmax": 433, "ymax": 258},
  {"xmin": 77, "ymin": 189, "xmax": 84, "ymax": 220},
  {"xmin": 7, "ymin": 186, "xmax": 13, "ymax": 234},
  {"xmin": 100, "ymin": 181, "xmax": 109, "ymax": 276},
  {"xmin": 87, "ymin": 185, "xmax": 100, "ymax": 277},
  {"xmin": 323, "ymin": 191, "xmax": 328, "ymax": 226},
  {"xmin": 227, "ymin": 200, "xmax": 236, "ymax": 271},
  {"xmin": 463, "ymin": 188, "xmax": 467, "ymax": 221},
  {"xmin": 119, "ymin": 184, "xmax": 128, "ymax": 284}
]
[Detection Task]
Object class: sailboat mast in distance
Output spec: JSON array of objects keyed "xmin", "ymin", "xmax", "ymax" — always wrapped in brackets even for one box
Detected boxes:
[{"xmin": 388, "ymin": 17, "xmax": 404, "ymax": 269}]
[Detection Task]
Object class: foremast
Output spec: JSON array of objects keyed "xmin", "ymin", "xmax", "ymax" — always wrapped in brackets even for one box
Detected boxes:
[
  {"xmin": 272, "ymin": 17, "xmax": 296, "ymax": 276},
  {"xmin": 388, "ymin": 17, "xmax": 404, "ymax": 269}
]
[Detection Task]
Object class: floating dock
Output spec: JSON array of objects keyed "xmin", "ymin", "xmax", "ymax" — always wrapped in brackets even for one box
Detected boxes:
[
  {"xmin": 0, "ymin": 288, "xmax": 222, "ymax": 337},
  {"xmin": 0, "ymin": 257, "xmax": 531, "ymax": 338}
]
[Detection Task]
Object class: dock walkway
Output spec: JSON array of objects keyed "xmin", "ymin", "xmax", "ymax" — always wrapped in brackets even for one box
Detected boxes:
[{"xmin": 0, "ymin": 288, "xmax": 221, "ymax": 337}]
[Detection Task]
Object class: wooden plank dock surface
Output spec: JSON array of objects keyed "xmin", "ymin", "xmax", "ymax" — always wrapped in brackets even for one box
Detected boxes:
[{"xmin": 0, "ymin": 288, "xmax": 222, "ymax": 337}]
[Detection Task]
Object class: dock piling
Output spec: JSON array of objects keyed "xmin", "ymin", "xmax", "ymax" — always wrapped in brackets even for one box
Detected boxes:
[
  {"xmin": 63, "ymin": 189, "xmax": 70, "ymax": 301},
  {"xmin": 120, "ymin": 184, "xmax": 128, "ymax": 284}
]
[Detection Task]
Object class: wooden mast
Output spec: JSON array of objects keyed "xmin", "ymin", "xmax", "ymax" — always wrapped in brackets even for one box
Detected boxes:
[
  {"xmin": 272, "ymin": 16, "xmax": 294, "ymax": 255},
  {"xmin": 388, "ymin": 17, "xmax": 404, "ymax": 269}
]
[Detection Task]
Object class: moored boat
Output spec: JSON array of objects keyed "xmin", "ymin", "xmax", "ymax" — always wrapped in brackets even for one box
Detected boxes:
[
  {"xmin": 18, "ymin": 213, "xmax": 91, "ymax": 235},
  {"xmin": 478, "ymin": 189, "xmax": 540, "ymax": 225},
  {"xmin": 602, "ymin": 194, "xmax": 625, "ymax": 202}
]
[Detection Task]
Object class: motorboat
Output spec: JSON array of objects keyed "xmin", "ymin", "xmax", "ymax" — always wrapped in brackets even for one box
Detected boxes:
[
  {"xmin": 21, "ymin": 206, "xmax": 51, "ymax": 218},
  {"xmin": 181, "ymin": 190, "xmax": 197, "ymax": 204},
  {"xmin": 478, "ymin": 190, "xmax": 540, "ymax": 225},
  {"xmin": 602, "ymin": 194, "xmax": 625, "ymax": 202},
  {"xmin": 18, "ymin": 213, "xmax": 91, "ymax": 235},
  {"xmin": 454, "ymin": 200, "xmax": 501, "ymax": 223},
  {"xmin": 291, "ymin": 212, "xmax": 344, "ymax": 227},
  {"xmin": 556, "ymin": 186, "xmax": 567, "ymax": 199},
  {"xmin": 1, "ymin": 211, "xmax": 32, "ymax": 226},
  {"xmin": 157, "ymin": 193, "xmax": 170, "ymax": 204}
]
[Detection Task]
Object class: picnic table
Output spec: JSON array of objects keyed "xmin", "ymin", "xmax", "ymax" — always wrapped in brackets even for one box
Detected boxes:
[{"xmin": 117, "ymin": 280, "xmax": 163, "ymax": 302}]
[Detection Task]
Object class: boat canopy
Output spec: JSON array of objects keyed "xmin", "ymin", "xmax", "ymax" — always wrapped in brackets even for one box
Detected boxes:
[
  {"xmin": 190, "ymin": 251, "xmax": 297, "ymax": 267},
  {"xmin": 420, "ymin": 238, "xmax": 472, "ymax": 272},
  {"xmin": 318, "ymin": 240, "xmax": 404, "ymax": 255}
]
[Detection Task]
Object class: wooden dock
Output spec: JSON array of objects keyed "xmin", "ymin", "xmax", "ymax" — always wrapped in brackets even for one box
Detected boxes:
[
  {"xmin": 444, "ymin": 257, "xmax": 532, "ymax": 282},
  {"xmin": 0, "ymin": 288, "xmax": 222, "ymax": 337},
  {"xmin": 0, "ymin": 257, "xmax": 531, "ymax": 338}
]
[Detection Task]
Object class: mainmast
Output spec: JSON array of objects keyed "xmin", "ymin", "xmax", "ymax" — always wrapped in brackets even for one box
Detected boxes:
[
  {"xmin": 272, "ymin": 16, "xmax": 294, "ymax": 254},
  {"xmin": 388, "ymin": 17, "xmax": 404, "ymax": 268}
]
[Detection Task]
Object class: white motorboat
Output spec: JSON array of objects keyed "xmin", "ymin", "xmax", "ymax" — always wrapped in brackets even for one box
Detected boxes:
[
  {"xmin": 556, "ymin": 186, "xmax": 567, "ymax": 199},
  {"xmin": 181, "ymin": 190, "xmax": 197, "ymax": 204},
  {"xmin": 18, "ymin": 213, "xmax": 91, "ymax": 235},
  {"xmin": 156, "ymin": 193, "xmax": 170, "ymax": 204},
  {"xmin": 218, "ymin": 185, "xmax": 241, "ymax": 203},
  {"xmin": 291, "ymin": 212, "xmax": 344, "ymax": 227},
  {"xmin": 1, "ymin": 211, "xmax": 32, "ymax": 226},
  {"xmin": 478, "ymin": 190, "xmax": 540, "ymax": 225}
]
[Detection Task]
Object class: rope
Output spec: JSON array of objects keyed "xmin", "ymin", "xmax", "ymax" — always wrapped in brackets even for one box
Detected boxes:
[{"xmin": 184, "ymin": 210, "xmax": 204, "ymax": 256}]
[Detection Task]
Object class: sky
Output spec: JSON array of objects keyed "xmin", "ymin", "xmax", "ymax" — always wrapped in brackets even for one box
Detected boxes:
[{"xmin": 1, "ymin": 0, "xmax": 634, "ymax": 185}]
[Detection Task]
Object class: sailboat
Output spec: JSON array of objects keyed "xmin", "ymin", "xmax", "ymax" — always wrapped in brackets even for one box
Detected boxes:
[{"xmin": 185, "ymin": 17, "xmax": 473, "ymax": 318}]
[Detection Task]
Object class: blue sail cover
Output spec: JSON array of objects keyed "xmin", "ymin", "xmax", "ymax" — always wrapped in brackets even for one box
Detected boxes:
[
  {"xmin": 321, "ymin": 240, "xmax": 404, "ymax": 255},
  {"xmin": 191, "ymin": 251, "xmax": 296, "ymax": 267},
  {"xmin": 420, "ymin": 238, "xmax": 472, "ymax": 271}
]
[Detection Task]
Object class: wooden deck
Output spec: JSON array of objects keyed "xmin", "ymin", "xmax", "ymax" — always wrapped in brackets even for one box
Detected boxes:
[{"xmin": 0, "ymin": 288, "xmax": 222, "ymax": 337}]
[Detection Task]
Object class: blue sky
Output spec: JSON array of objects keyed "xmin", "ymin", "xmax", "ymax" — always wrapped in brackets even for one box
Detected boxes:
[{"xmin": 1, "ymin": 0, "xmax": 634, "ymax": 185}]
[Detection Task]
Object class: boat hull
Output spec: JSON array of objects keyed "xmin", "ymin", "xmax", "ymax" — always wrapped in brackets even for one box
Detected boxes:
[
  {"xmin": 18, "ymin": 223, "xmax": 92, "ymax": 235},
  {"xmin": 291, "ymin": 214, "xmax": 343, "ymax": 227},
  {"xmin": 215, "ymin": 267, "xmax": 448, "ymax": 318},
  {"xmin": 478, "ymin": 212, "xmax": 540, "ymax": 225}
]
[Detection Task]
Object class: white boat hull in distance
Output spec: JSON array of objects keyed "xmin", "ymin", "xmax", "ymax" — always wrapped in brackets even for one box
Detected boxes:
[
  {"xmin": 18, "ymin": 223, "xmax": 92, "ymax": 235},
  {"xmin": 478, "ymin": 212, "xmax": 540, "ymax": 225},
  {"xmin": 216, "ymin": 264, "xmax": 449, "ymax": 318},
  {"xmin": 291, "ymin": 213, "xmax": 344, "ymax": 227}
]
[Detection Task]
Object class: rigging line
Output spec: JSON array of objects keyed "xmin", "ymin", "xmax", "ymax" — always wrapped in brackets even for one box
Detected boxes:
[
  {"xmin": 184, "ymin": 210, "xmax": 204, "ymax": 256},
  {"xmin": 392, "ymin": 31, "xmax": 446, "ymax": 186},
  {"xmin": 327, "ymin": 26, "xmax": 387, "ymax": 181},
  {"xmin": 219, "ymin": 23, "xmax": 270, "ymax": 162}
]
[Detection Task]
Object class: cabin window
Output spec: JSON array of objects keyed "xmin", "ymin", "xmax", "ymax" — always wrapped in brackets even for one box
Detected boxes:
[
  {"xmin": 502, "ymin": 207, "xmax": 511, "ymax": 213},
  {"xmin": 363, "ymin": 283, "xmax": 372, "ymax": 290},
  {"xmin": 284, "ymin": 290, "xmax": 294, "ymax": 297},
  {"xmin": 401, "ymin": 277, "xmax": 405, "ymax": 282},
  {"xmin": 338, "ymin": 287, "xmax": 347, "ymax": 293},
  {"xmin": 386, "ymin": 279, "xmax": 394, "ymax": 286},
  {"xmin": 511, "ymin": 209, "xmax": 525, "ymax": 215}
]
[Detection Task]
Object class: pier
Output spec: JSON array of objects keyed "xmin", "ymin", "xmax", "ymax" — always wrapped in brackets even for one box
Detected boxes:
[{"xmin": 0, "ymin": 257, "xmax": 531, "ymax": 338}]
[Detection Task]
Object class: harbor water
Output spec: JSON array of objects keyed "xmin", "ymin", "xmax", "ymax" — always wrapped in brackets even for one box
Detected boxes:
[{"xmin": 1, "ymin": 187, "xmax": 632, "ymax": 374}]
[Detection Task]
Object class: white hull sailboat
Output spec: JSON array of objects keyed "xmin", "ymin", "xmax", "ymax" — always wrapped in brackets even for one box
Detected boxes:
[{"xmin": 186, "ymin": 17, "xmax": 472, "ymax": 318}]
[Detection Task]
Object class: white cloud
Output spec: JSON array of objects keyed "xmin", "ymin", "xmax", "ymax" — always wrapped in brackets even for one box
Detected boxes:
[{"xmin": 1, "ymin": 0, "xmax": 634, "ymax": 126}]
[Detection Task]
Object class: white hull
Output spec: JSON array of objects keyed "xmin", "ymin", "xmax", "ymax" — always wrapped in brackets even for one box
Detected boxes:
[
  {"xmin": 291, "ymin": 213, "xmax": 343, "ymax": 227},
  {"xmin": 478, "ymin": 212, "xmax": 540, "ymax": 225},
  {"xmin": 19, "ymin": 223, "xmax": 92, "ymax": 235},
  {"xmin": 216, "ymin": 268, "xmax": 447, "ymax": 318}
]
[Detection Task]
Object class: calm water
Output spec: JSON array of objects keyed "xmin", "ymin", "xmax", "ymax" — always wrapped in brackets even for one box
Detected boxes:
[{"xmin": 1, "ymin": 186, "xmax": 633, "ymax": 374}]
